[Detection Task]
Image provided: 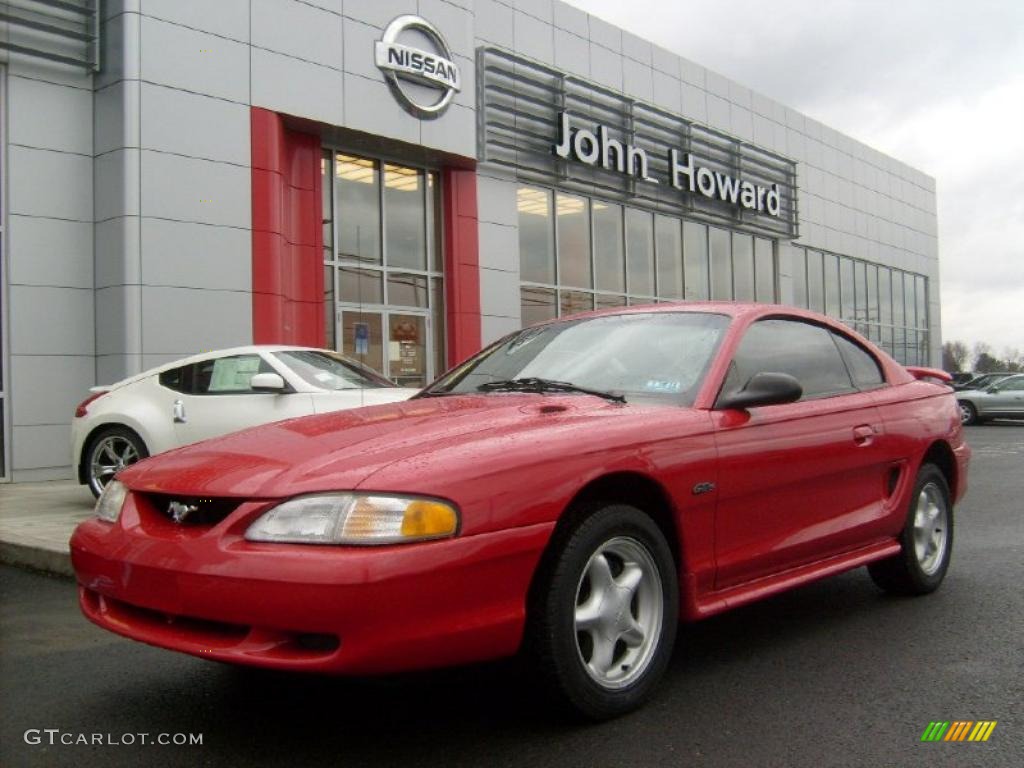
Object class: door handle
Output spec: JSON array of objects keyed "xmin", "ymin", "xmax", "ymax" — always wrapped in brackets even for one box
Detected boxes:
[
  {"xmin": 173, "ymin": 399, "xmax": 187, "ymax": 424},
  {"xmin": 853, "ymin": 425, "xmax": 876, "ymax": 446}
]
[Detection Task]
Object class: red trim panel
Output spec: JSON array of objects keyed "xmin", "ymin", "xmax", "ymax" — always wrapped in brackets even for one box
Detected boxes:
[
  {"xmin": 250, "ymin": 108, "xmax": 325, "ymax": 347},
  {"xmin": 442, "ymin": 168, "xmax": 482, "ymax": 368}
]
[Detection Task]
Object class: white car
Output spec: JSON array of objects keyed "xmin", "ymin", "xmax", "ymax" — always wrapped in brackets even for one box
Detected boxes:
[{"xmin": 72, "ymin": 346, "xmax": 420, "ymax": 497}]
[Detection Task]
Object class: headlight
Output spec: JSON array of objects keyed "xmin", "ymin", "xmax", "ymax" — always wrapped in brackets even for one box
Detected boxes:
[
  {"xmin": 95, "ymin": 480, "xmax": 128, "ymax": 523},
  {"xmin": 244, "ymin": 494, "xmax": 459, "ymax": 545}
]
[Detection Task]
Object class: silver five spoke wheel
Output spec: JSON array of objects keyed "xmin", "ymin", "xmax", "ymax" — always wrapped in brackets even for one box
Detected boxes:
[
  {"xmin": 90, "ymin": 435, "xmax": 140, "ymax": 494},
  {"xmin": 574, "ymin": 536, "xmax": 663, "ymax": 690},
  {"xmin": 912, "ymin": 482, "xmax": 948, "ymax": 576}
]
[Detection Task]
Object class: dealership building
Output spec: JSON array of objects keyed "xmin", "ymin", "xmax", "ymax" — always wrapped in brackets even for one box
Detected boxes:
[{"xmin": 0, "ymin": 0, "xmax": 940, "ymax": 482}]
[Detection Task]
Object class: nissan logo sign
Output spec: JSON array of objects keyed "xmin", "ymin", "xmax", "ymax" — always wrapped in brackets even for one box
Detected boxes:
[{"xmin": 374, "ymin": 15, "xmax": 461, "ymax": 119}]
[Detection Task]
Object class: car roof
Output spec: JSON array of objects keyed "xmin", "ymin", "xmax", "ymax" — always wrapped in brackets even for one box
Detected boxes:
[{"xmin": 101, "ymin": 345, "xmax": 327, "ymax": 389}]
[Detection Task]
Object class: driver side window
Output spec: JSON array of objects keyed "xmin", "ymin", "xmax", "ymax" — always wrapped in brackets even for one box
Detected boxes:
[{"xmin": 723, "ymin": 319, "xmax": 856, "ymax": 401}]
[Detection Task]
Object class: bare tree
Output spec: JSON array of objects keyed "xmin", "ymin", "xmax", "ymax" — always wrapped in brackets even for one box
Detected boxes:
[{"xmin": 941, "ymin": 340, "xmax": 970, "ymax": 372}]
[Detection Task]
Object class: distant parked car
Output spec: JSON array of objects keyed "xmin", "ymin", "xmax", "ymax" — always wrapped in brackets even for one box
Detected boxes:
[
  {"xmin": 72, "ymin": 346, "xmax": 419, "ymax": 497},
  {"xmin": 957, "ymin": 374, "xmax": 1024, "ymax": 425},
  {"xmin": 952, "ymin": 372, "xmax": 1015, "ymax": 391},
  {"xmin": 949, "ymin": 372, "xmax": 975, "ymax": 388}
]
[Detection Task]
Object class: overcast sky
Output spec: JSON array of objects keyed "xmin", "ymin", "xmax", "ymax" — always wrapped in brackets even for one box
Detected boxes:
[{"xmin": 569, "ymin": 0, "xmax": 1024, "ymax": 356}]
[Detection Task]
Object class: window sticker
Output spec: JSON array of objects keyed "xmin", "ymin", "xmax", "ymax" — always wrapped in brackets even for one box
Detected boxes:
[
  {"xmin": 209, "ymin": 356, "xmax": 261, "ymax": 392},
  {"xmin": 643, "ymin": 379, "xmax": 682, "ymax": 393}
]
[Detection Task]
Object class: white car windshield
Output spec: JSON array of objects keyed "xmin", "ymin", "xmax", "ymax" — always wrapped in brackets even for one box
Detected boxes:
[
  {"xmin": 424, "ymin": 312, "xmax": 729, "ymax": 405},
  {"xmin": 274, "ymin": 351, "xmax": 394, "ymax": 391}
]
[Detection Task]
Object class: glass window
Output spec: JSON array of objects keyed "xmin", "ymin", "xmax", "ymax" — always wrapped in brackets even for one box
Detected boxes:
[
  {"xmin": 339, "ymin": 266, "xmax": 384, "ymax": 304},
  {"xmin": 431, "ymin": 278, "xmax": 445, "ymax": 378},
  {"xmin": 518, "ymin": 187, "xmax": 555, "ymax": 284},
  {"xmin": 853, "ymin": 261, "xmax": 867, "ymax": 326},
  {"xmin": 683, "ymin": 221, "xmax": 709, "ymax": 300},
  {"xmin": 625, "ymin": 209, "xmax": 655, "ymax": 297},
  {"xmin": 892, "ymin": 271, "xmax": 905, "ymax": 328},
  {"xmin": 388, "ymin": 314, "xmax": 427, "ymax": 386},
  {"xmin": 336, "ymin": 155, "xmax": 380, "ymax": 263},
  {"xmin": 596, "ymin": 294, "xmax": 628, "ymax": 309},
  {"xmin": 341, "ymin": 311, "xmax": 385, "ymax": 374},
  {"xmin": 327, "ymin": 151, "xmax": 444, "ymax": 384},
  {"xmin": 655, "ymin": 215, "xmax": 683, "ymax": 299},
  {"xmin": 832, "ymin": 333, "xmax": 885, "ymax": 389},
  {"xmin": 560, "ymin": 290, "xmax": 594, "ymax": 317},
  {"xmin": 556, "ymin": 194, "xmax": 592, "ymax": 288},
  {"xmin": 839, "ymin": 256, "xmax": 855, "ymax": 320},
  {"xmin": 754, "ymin": 238, "xmax": 774, "ymax": 302},
  {"xmin": 324, "ymin": 265, "xmax": 336, "ymax": 348},
  {"xmin": 159, "ymin": 365, "xmax": 192, "ymax": 394},
  {"xmin": 790, "ymin": 247, "xmax": 808, "ymax": 308},
  {"xmin": 273, "ymin": 350, "xmax": 393, "ymax": 390},
  {"xmin": 709, "ymin": 227, "xmax": 732, "ymax": 300},
  {"xmin": 593, "ymin": 202, "xmax": 625, "ymax": 293},
  {"xmin": 426, "ymin": 311, "xmax": 730, "ymax": 406},
  {"xmin": 521, "ymin": 286, "xmax": 557, "ymax": 326},
  {"xmin": 806, "ymin": 250, "xmax": 824, "ymax": 312},
  {"xmin": 878, "ymin": 267, "xmax": 893, "ymax": 328},
  {"xmin": 387, "ymin": 272, "xmax": 428, "ymax": 308},
  {"xmin": 823, "ymin": 252, "xmax": 840, "ymax": 317},
  {"xmin": 866, "ymin": 265, "xmax": 879, "ymax": 325},
  {"xmin": 731, "ymin": 233, "xmax": 754, "ymax": 301},
  {"xmin": 427, "ymin": 172, "xmax": 442, "ymax": 272},
  {"xmin": 915, "ymin": 276, "xmax": 928, "ymax": 330},
  {"xmin": 722, "ymin": 319, "xmax": 855, "ymax": 401},
  {"xmin": 903, "ymin": 272, "xmax": 916, "ymax": 330},
  {"xmin": 193, "ymin": 355, "xmax": 274, "ymax": 395},
  {"xmin": 384, "ymin": 164, "xmax": 425, "ymax": 270},
  {"xmin": 321, "ymin": 150, "xmax": 334, "ymax": 261}
]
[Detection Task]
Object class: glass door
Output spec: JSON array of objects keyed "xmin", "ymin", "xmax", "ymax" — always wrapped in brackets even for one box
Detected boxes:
[
  {"xmin": 323, "ymin": 151, "xmax": 445, "ymax": 387},
  {"xmin": 339, "ymin": 309, "xmax": 434, "ymax": 389}
]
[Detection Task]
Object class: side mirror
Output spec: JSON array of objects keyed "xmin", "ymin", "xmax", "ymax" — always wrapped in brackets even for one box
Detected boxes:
[
  {"xmin": 250, "ymin": 372, "xmax": 286, "ymax": 393},
  {"xmin": 717, "ymin": 372, "xmax": 803, "ymax": 411}
]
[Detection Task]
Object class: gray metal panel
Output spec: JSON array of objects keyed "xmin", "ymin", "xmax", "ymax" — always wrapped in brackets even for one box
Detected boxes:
[
  {"xmin": 0, "ymin": 0, "xmax": 101, "ymax": 71},
  {"xmin": 477, "ymin": 46, "xmax": 799, "ymax": 239}
]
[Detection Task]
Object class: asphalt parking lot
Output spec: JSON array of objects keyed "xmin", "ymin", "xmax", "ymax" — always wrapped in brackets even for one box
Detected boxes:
[{"xmin": 1, "ymin": 424, "xmax": 1021, "ymax": 768}]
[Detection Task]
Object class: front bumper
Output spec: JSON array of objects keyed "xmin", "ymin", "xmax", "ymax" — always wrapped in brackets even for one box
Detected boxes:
[{"xmin": 70, "ymin": 495, "xmax": 553, "ymax": 674}]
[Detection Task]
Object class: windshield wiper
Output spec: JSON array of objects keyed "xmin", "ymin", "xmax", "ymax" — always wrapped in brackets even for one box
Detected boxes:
[{"xmin": 476, "ymin": 377, "xmax": 626, "ymax": 403}]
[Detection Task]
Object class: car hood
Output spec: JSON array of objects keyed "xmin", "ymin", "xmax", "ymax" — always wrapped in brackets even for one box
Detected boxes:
[{"xmin": 119, "ymin": 394, "xmax": 631, "ymax": 498}]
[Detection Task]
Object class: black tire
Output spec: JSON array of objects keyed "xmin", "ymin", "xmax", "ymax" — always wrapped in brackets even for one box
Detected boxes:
[
  {"xmin": 526, "ymin": 503, "xmax": 678, "ymax": 721},
  {"xmin": 868, "ymin": 464, "xmax": 953, "ymax": 595},
  {"xmin": 84, "ymin": 426, "xmax": 148, "ymax": 498},
  {"xmin": 958, "ymin": 401, "xmax": 978, "ymax": 426}
]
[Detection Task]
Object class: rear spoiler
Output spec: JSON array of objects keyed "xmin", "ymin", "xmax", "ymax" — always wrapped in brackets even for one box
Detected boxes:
[
  {"xmin": 89, "ymin": 385, "xmax": 113, "ymax": 394},
  {"xmin": 906, "ymin": 366, "xmax": 953, "ymax": 383}
]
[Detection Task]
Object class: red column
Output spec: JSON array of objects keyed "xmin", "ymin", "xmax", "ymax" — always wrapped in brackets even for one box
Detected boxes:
[
  {"xmin": 250, "ymin": 108, "xmax": 325, "ymax": 347},
  {"xmin": 442, "ymin": 168, "xmax": 482, "ymax": 367}
]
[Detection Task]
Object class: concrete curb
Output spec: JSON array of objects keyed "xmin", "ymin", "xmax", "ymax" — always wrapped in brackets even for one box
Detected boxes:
[{"xmin": 0, "ymin": 541, "xmax": 73, "ymax": 578}]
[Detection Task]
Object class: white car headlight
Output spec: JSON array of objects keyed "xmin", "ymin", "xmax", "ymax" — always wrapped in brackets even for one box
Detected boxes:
[
  {"xmin": 244, "ymin": 494, "xmax": 459, "ymax": 545},
  {"xmin": 95, "ymin": 480, "xmax": 128, "ymax": 523}
]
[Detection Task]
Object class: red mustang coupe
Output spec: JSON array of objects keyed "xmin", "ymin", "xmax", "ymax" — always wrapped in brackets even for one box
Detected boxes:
[{"xmin": 71, "ymin": 303, "xmax": 969, "ymax": 719}]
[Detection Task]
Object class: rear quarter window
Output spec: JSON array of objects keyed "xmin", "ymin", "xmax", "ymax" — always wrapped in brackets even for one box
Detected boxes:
[
  {"xmin": 158, "ymin": 365, "xmax": 192, "ymax": 393},
  {"xmin": 832, "ymin": 333, "xmax": 886, "ymax": 389}
]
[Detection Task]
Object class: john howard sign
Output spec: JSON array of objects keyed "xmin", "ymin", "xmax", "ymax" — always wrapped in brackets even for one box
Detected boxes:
[
  {"xmin": 477, "ymin": 47, "xmax": 797, "ymax": 238},
  {"xmin": 553, "ymin": 112, "xmax": 782, "ymax": 218}
]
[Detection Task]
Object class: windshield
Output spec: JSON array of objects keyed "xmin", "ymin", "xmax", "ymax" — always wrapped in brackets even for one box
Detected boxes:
[
  {"xmin": 273, "ymin": 350, "xmax": 395, "ymax": 391},
  {"xmin": 424, "ymin": 312, "xmax": 729, "ymax": 405}
]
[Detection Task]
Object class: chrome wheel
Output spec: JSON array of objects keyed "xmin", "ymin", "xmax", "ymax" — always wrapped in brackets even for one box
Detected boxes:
[
  {"xmin": 958, "ymin": 402, "xmax": 974, "ymax": 425},
  {"xmin": 89, "ymin": 434, "xmax": 141, "ymax": 495},
  {"xmin": 573, "ymin": 536, "xmax": 664, "ymax": 690},
  {"xmin": 912, "ymin": 482, "xmax": 948, "ymax": 576}
]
